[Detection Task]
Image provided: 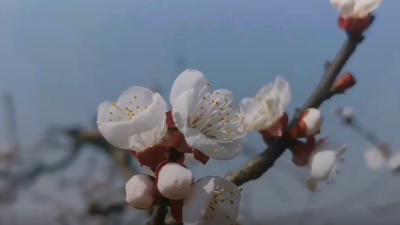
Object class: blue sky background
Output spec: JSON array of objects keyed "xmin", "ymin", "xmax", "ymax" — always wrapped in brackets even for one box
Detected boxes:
[{"xmin": 1, "ymin": 0, "xmax": 400, "ymax": 224}]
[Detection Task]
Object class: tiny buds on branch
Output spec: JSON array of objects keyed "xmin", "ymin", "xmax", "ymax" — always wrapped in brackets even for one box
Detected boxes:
[
  {"xmin": 332, "ymin": 73, "xmax": 356, "ymax": 93},
  {"xmin": 338, "ymin": 14, "xmax": 374, "ymax": 36},
  {"xmin": 155, "ymin": 162, "xmax": 194, "ymax": 200},
  {"xmin": 290, "ymin": 109, "xmax": 323, "ymax": 139}
]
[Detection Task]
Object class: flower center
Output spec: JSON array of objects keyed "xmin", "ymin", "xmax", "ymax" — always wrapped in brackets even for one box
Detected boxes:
[
  {"xmin": 187, "ymin": 92, "xmax": 245, "ymax": 142},
  {"xmin": 203, "ymin": 187, "xmax": 243, "ymax": 223}
]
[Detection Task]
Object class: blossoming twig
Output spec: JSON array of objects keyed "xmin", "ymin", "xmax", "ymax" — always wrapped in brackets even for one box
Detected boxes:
[{"xmin": 225, "ymin": 30, "xmax": 367, "ymax": 187}]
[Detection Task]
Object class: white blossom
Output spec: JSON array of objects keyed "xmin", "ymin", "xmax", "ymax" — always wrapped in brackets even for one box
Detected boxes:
[
  {"xmin": 170, "ymin": 70, "xmax": 246, "ymax": 160},
  {"xmin": 125, "ymin": 174, "xmax": 156, "ymax": 209},
  {"xmin": 183, "ymin": 176, "xmax": 241, "ymax": 225},
  {"xmin": 330, "ymin": 0, "xmax": 383, "ymax": 18},
  {"xmin": 364, "ymin": 148, "xmax": 385, "ymax": 169},
  {"xmin": 157, "ymin": 163, "xmax": 193, "ymax": 200},
  {"xmin": 97, "ymin": 86, "xmax": 168, "ymax": 151},
  {"xmin": 241, "ymin": 76, "xmax": 291, "ymax": 132},
  {"xmin": 306, "ymin": 142, "xmax": 347, "ymax": 193}
]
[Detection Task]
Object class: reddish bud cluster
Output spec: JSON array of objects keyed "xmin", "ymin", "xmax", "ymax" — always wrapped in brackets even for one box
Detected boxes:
[{"xmin": 257, "ymin": 108, "xmax": 324, "ymax": 167}]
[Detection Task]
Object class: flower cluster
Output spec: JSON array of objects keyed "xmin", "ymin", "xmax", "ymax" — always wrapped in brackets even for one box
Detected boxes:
[
  {"xmin": 241, "ymin": 76, "xmax": 348, "ymax": 193},
  {"xmin": 97, "ymin": 70, "xmax": 244, "ymax": 224}
]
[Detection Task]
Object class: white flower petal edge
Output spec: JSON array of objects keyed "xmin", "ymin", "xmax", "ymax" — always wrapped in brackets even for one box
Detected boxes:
[
  {"xmin": 170, "ymin": 70, "xmax": 211, "ymax": 107},
  {"xmin": 157, "ymin": 163, "xmax": 193, "ymax": 200},
  {"xmin": 354, "ymin": 0, "xmax": 383, "ymax": 17},
  {"xmin": 330, "ymin": 0, "xmax": 383, "ymax": 18},
  {"xmin": 171, "ymin": 77, "xmax": 246, "ymax": 160},
  {"xmin": 183, "ymin": 176, "xmax": 241, "ymax": 225},
  {"xmin": 241, "ymin": 76, "xmax": 291, "ymax": 131},
  {"xmin": 97, "ymin": 86, "xmax": 168, "ymax": 150},
  {"xmin": 125, "ymin": 174, "xmax": 155, "ymax": 209},
  {"xmin": 364, "ymin": 148, "xmax": 385, "ymax": 169},
  {"xmin": 388, "ymin": 152, "xmax": 400, "ymax": 171}
]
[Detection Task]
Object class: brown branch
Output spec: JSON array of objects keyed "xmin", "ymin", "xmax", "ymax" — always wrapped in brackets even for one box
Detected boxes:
[{"xmin": 226, "ymin": 33, "xmax": 364, "ymax": 187}]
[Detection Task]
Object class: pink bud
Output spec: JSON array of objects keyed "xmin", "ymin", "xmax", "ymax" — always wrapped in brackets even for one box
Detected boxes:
[{"xmin": 290, "ymin": 108, "xmax": 323, "ymax": 138}]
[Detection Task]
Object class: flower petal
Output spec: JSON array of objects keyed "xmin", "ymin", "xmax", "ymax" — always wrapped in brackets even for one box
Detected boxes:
[
  {"xmin": 170, "ymin": 69, "xmax": 211, "ymax": 106},
  {"xmin": 355, "ymin": 0, "xmax": 382, "ymax": 17},
  {"xmin": 274, "ymin": 76, "xmax": 291, "ymax": 109},
  {"xmin": 331, "ymin": 0, "xmax": 356, "ymax": 16},
  {"xmin": 241, "ymin": 98, "xmax": 260, "ymax": 132},
  {"xmin": 117, "ymin": 86, "xmax": 154, "ymax": 116},
  {"xmin": 364, "ymin": 149, "xmax": 385, "ymax": 169},
  {"xmin": 184, "ymin": 128, "xmax": 242, "ymax": 160},
  {"xmin": 97, "ymin": 114, "xmax": 144, "ymax": 150},
  {"xmin": 131, "ymin": 93, "xmax": 168, "ymax": 149},
  {"xmin": 310, "ymin": 150, "xmax": 337, "ymax": 181},
  {"xmin": 125, "ymin": 174, "xmax": 155, "ymax": 209},
  {"xmin": 183, "ymin": 176, "xmax": 241, "ymax": 225},
  {"xmin": 97, "ymin": 101, "xmax": 130, "ymax": 123},
  {"xmin": 172, "ymin": 89, "xmax": 197, "ymax": 135},
  {"xmin": 183, "ymin": 177, "xmax": 215, "ymax": 225}
]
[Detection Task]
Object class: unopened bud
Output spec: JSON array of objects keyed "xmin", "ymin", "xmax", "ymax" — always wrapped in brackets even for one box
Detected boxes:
[
  {"xmin": 290, "ymin": 108, "xmax": 323, "ymax": 138},
  {"xmin": 332, "ymin": 73, "xmax": 356, "ymax": 92},
  {"xmin": 156, "ymin": 162, "xmax": 193, "ymax": 200},
  {"xmin": 125, "ymin": 174, "xmax": 157, "ymax": 210}
]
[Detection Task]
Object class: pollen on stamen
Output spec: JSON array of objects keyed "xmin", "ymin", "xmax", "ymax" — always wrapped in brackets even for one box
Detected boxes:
[
  {"xmin": 227, "ymin": 131, "xmax": 231, "ymax": 134},
  {"xmin": 212, "ymin": 100, "xmax": 215, "ymax": 103},
  {"xmin": 201, "ymin": 107, "xmax": 204, "ymax": 109},
  {"xmin": 137, "ymin": 106, "xmax": 140, "ymax": 109},
  {"xmin": 217, "ymin": 92, "xmax": 220, "ymax": 94},
  {"xmin": 118, "ymin": 117, "xmax": 122, "ymax": 120},
  {"xmin": 145, "ymin": 106, "xmax": 147, "ymax": 109},
  {"xmin": 109, "ymin": 112, "xmax": 112, "ymax": 114},
  {"xmin": 230, "ymin": 200, "xmax": 234, "ymax": 204},
  {"xmin": 211, "ymin": 92, "xmax": 213, "ymax": 94},
  {"xmin": 134, "ymin": 96, "xmax": 137, "ymax": 99},
  {"xmin": 203, "ymin": 96, "xmax": 206, "ymax": 100},
  {"xmin": 109, "ymin": 119, "xmax": 112, "ymax": 121},
  {"xmin": 207, "ymin": 83, "xmax": 211, "ymax": 86},
  {"xmin": 225, "ymin": 98, "xmax": 227, "ymax": 102},
  {"xmin": 216, "ymin": 102, "xmax": 220, "ymax": 106},
  {"xmin": 129, "ymin": 101, "xmax": 133, "ymax": 104}
]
